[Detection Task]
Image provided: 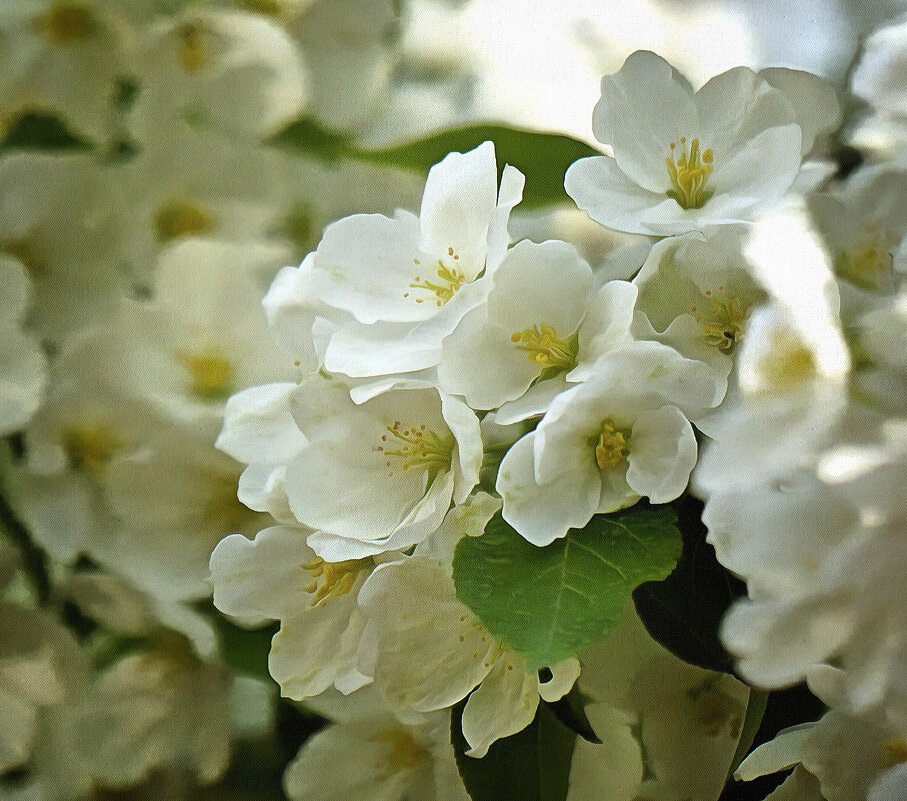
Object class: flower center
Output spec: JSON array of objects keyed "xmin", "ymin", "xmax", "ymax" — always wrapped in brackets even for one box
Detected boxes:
[
  {"xmin": 377, "ymin": 421, "xmax": 454, "ymax": 485},
  {"xmin": 758, "ymin": 332, "xmax": 817, "ymax": 389},
  {"xmin": 690, "ymin": 287, "xmax": 750, "ymax": 351},
  {"xmin": 175, "ymin": 347, "xmax": 233, "ymax": 400},
  {"xmin": 240, "ymin": 0, "xmax": 284, "ymax": 15},
  {"xmin": 372, "ymin": 729, "xmax": 427, "ymax": 776},
  {"xmin": 883, "ymin": 739, "xmax": 907, "ymax": 767},
  {"xmin": 33, "ymin": 3, "xmax": 94, "ymax": 45},
  {"xmin": 176, "ymin": 21, "xmax": 212, "ymax": 74},
  {"xmin": 835, "ymin": 223, "xmax": 897, "ymax": 290},
  {"xmin": 405, "ymin": 249, "xmax": 469, "ymax": 308},
  {"xmin": 594, "ymin": 420, "xmax": 630, "ymax": 470},
  {"xmin": 511, "ymin": 323, "xmax": 578, "ymax": 370},
  {"xmin": 62, "ymin": 422, "xmax": 124, "ymax": 476},
  {"xmin": 666, "ymin": 137, "xmax": 714, "ymax": 210},
  {"xmin": 302, "ymin": 557, "xmax": 369, "ymax": 606},
  {"xmin": 153, "ymin": 199, "xmax": 216, "ymax": 242}
]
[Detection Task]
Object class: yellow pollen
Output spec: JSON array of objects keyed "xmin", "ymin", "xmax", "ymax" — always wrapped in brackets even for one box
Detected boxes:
[
  {"xmin": 175, "ymin": 347, "xmax": 233, "ymax": 400},
  {"xmin": 302, "ymin": 557, "xmax": 368, "ymax": 606},
  {"xmin": 694, "ymin": 291, "xmax": 750, "ymax": 351},
  {"xmin": 835, "ymin": 223, "xmax": 897, "ymax": 290},
  {"xmin": 510, "ymin": 323, "xmax": 578, "ymax": 370},
  {"xmin": 377, "ymin": 421, "xmax": 454, "ymax": 484},
  {"xmin": 62, "ymin": 423, "xmax": 124, "ymax": 476},
  {"xmin": 758, "ymin": 332, "xmax": 817, "ymax": 389},
  {"xmin": 884, "ymin": 739, "xmax": 907, "ymax": 766},
  {"xmin": 153, "ymin": 200, "xmax": 215, "ymax": 242},
  {"xmin": 666, "ymin": 137, "xmax": 714, "ymax": 210},
  {"xmin": 372, "ymin": 729, "xmax": 426, "ymax": 774},
  {"xmin": 33, "ymin": 3, "xmax": 94, "ymax": 45},
  {"xmin": 240, "ymin": 0, "xmax": 283, "ymax": 16},
  {"xmin": 176, "ymin": 21, "xmax": 211, "ymax": 74},
  {"xmin": 408, "ymin": 253, "xmax": 469, "ymax": 307},
  {"xmin": 594, "ymin": 421, "xmax": 630, "ymax": 470}
]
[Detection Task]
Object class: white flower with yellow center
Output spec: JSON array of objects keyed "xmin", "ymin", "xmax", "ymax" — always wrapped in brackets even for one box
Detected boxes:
[
  {"xmin": 127, "ymin": 7, "xmax": 308, "ymax": 143},
  {"xmin": 631, "ymin": 228, "xmax": 766, "ymax": 408},
  {"xmin": 357, "ymin": 555, "xmax": 580, "ymax": 758},
  {"xmin": 565, "ymin": 50, "xmax": 808, "ymax": 236},
  {"xmin": 438, "ymin": 239, "xmax": 594, "ymax": 411},
  {"xmin": 808, "ymin": 164, "xmax": 907, "ymax": 293},
  {"xmin": 271, "ymin": 141, "xmax": 525, "ymax": 379},
  {"xmin": 211, "ymin": 525, "xmax": 378, "ymax": 699},
  {"xmin": 282, "ymin": 373, "xmax": 482, "ymax": 561},
  {"xmin": 0, "ymin": 0, "xmax": 133, "ymax": 144},
  {"xmin": 497, "ymin": 341, "xmax": 717, "ymax": 546},
  {"xmin": 283, "ymin": 708, "xmax": 469, "ymax": 801}
]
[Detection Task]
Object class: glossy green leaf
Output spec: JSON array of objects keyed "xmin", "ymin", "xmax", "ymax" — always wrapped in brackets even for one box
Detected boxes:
[
  {"xmin": 451, "ymin": 694, "xmax": 576, "ymax": 801},
  {"xmin": 271, "ymin": 117, "xmax": 600, "ymax": 208},
  {"xmin": 453, "ymin": 505, "xmax": 682, "ymax": 670}
]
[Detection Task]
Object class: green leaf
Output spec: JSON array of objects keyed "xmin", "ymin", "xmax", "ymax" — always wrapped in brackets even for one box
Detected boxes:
[
  {"xmin": 270, "ymin": 117, "xmax": 600, "ymax": 208},
  {"xmin": 728, "ymin": 688, "xmax": 770, "ymax": 777},
  {"xmin": 0, "ymin": 113, "xmax": 88, "ymax": 153},
  {"xmin": 451, "ymin": 694, "xmax": 576, "ymax": 801},
  {"xmin": 544, "ymin": 681, "xmax": 601, "ymax": 745},
  {"xmin": 453, "ymin": 505, "xmax": 682, "ymax": 670},
  {"xmin": 633, "ymin": 494, "xmax": 746, "ymax": 673}
]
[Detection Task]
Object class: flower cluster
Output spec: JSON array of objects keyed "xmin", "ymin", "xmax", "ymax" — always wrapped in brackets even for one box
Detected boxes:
[{"xmin": 5, "ymin": 4, "xmax": 907, "ymax": 800}]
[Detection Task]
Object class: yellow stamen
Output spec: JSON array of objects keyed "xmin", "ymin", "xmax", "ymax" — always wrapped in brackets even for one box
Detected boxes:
[
  {"xmin": 240, "ymin": 0, "xmax": 283, "ymax": 15},
  {"xmin": 62, "ymin": 423, "xmax": 123, "ymax": 476},
  {"xmin": 175, "ymin": 347, "xmax": 233, "ymax": 400},
  {"xmin": 884, "ymin": 739, "xmax": 907, "ymax": 766},
  {"xmin": 835, "ymin": 223, "xmax": 897, "ymax": 290},
  {"xmin": 666, "ymin": 137, "xmax": 714, "ymax": 210},
  {"xmin": 693, "ymin": 290, "xmax": 750, "ymax": 351},
  {"xmin": 372, "ymin": 729, "xmax": 427, "ymax": 775},
  {"xmin": 758, "ymin": 332, "xmax": 817, "ymax": 389},
  {"xmin": 408, "ymin": 251, "xmax": 469, "ymax": 307},
  {"xmin": 302, "ymin": 557, "xmax": 369, "ymax": 606},
  {"xmin": 377, "ymin": 421, "xmax": 454, "ymax": 484},
  {"xmin": 33, "ymin": 3, "xmax": 94, "ymax": 45},
  {"xmin": 176, "ymin": 21, "xmax": 211, "ymax": 74},
  {"xmin": 511, "ymin": 323, "xmax": 578, "ymax": 370},
  {"xmin": 594, "ymin": 420, "xmax": 629, "ymax": 470},
  {"xmin": 153, "ymin": 200, "xmax": 215, "ymax": 242}
]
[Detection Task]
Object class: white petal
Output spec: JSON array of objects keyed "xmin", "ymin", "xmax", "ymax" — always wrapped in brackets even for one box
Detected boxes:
[
  {"xmin": 625, "ymin": 405, "xmax": 697, "ymax": 503},
  {"xmin": 216, "ymin": 383, "xmax": 307, "ymax": 465},
  {"xmin": 461, "ymin": 656, "xmax": 539, "ymax": 757}
]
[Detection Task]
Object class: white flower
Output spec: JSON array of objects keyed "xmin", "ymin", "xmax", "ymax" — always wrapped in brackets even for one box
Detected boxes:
[
  {"xmin": 0, "ymin": 152, "xmax": 127, "ymax": 344},
  {"xmin": 127, "ymin": 7, "xmax": 308, "ymax": 143},
  {"xmin": 0, "ymin": 0, "xmax": 134, "ymax": 144},
  {"xmin": 438, "ymin": 239, "xmax": 594, "ymax": 410},
  {"xmin": 565, "ymin": 50, "xmax": 807, "ymax": 236},
  {"xmin": 357, "ymin": 555, "xmax": 580, "ymax": 757},
  {"xmin": 808, "ymin": 164, "xmax": 907, "ymax": 293},
  {"xmin": 631, "ymin": 227, "xmax": 765, "ymax": 407},
  {"xmin": 283, "ymin": 710, "xmax": 469, "ymax": 801},
  {"xmin": 210, "ymin": 525, "xmax": 375, "ymax": 699},
  {"xmin": 0, "ymin": 602, "xmax": 84, "ymax": 773},
  {"xmin": 286, "ymin": 0, "xmax": 397, "ymax": 133},
  {"xmin": 578, "ymin": 604, "xmax": 750, "ymax": 801},
  {"xmin": 0, "ymin": 256, "xmax": 46, "ymax": 436},
  {"xmin": 282, "ymin": 373, "xmax": 482, "ymax": 560},
  {"xmin": 497, "ymin": 341, "xmax": 715, "ymax": 546},
  {"xmin": 269, "ymin": 141, "xmax": 525, "ymax": 378},
  {"xmin": 852, "ymin": 14, "xmax": 907, "ymax": 121}
]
